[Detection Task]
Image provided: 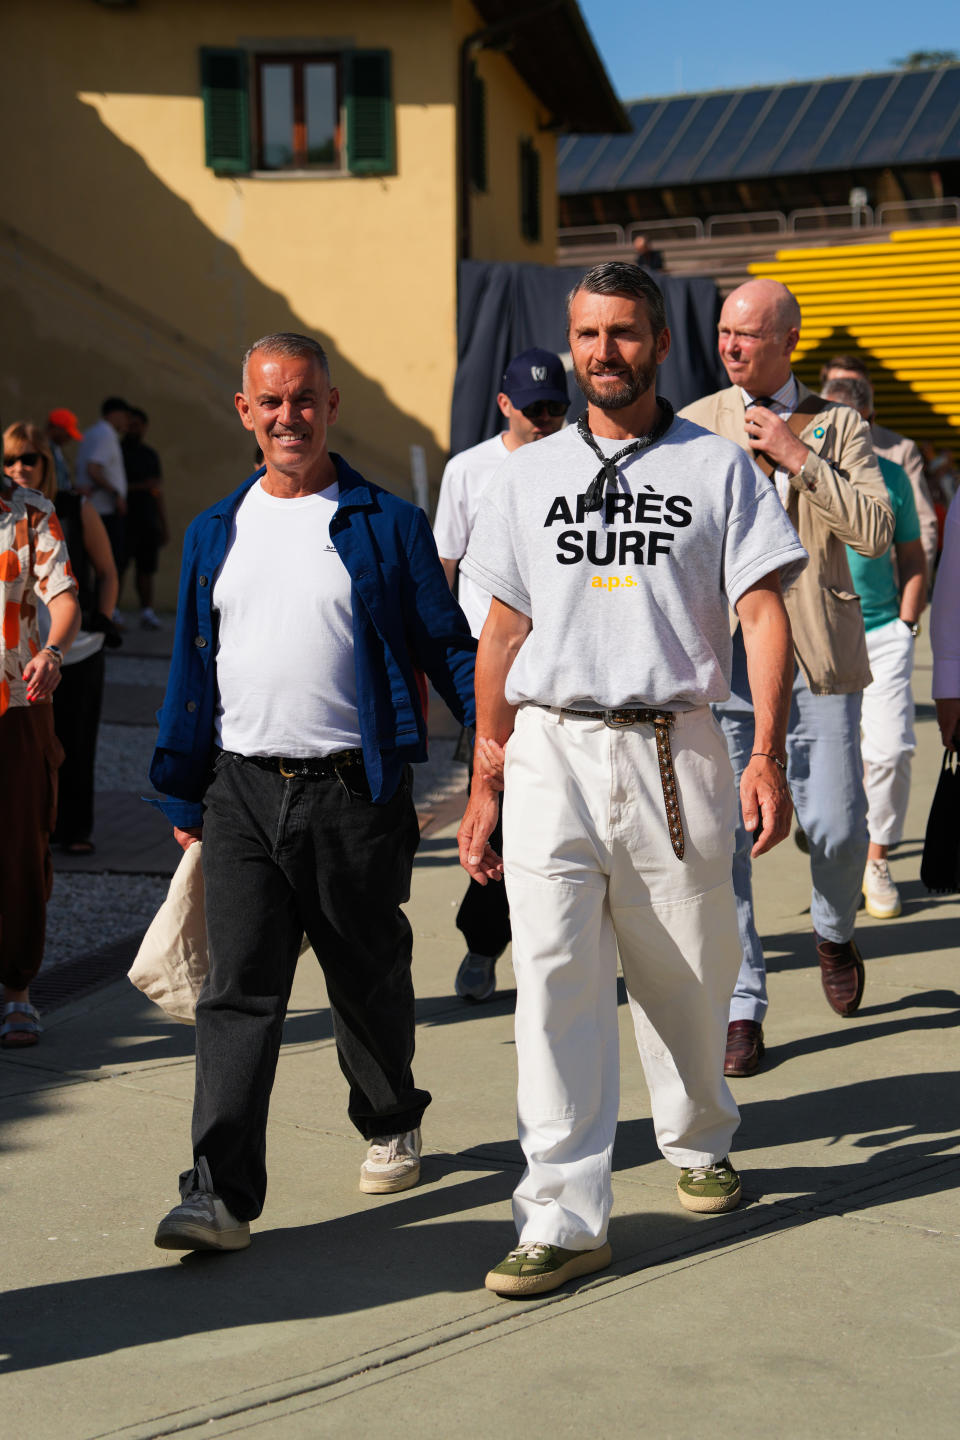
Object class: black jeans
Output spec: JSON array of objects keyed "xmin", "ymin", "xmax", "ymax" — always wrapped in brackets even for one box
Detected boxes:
[
  {"xmin": 52, "ymin": 648, "xmax": 105, "ymax": 845},
  {"xmin": 187, "ymin": 751, "xmax": 427, "ymax": 1221}
]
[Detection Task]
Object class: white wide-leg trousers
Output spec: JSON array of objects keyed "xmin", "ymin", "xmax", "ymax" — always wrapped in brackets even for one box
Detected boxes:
[
  {"xmin": 502, "ymin": 704, "xmax": 742, "ymax": 1250},
  {"xmin": 860, "ymin": 618, "xmax": 916, "ymax": 847}
]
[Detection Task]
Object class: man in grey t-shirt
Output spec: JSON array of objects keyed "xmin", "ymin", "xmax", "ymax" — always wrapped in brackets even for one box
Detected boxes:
[{"xmin": 457, "ymin": 263, "xmax": 808, "ymax": 1299}]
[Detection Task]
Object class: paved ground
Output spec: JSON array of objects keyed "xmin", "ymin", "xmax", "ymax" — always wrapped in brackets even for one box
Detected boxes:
[{"xmin": 2, "ymin": 632, "xmax": 958, "ymax": 1439}]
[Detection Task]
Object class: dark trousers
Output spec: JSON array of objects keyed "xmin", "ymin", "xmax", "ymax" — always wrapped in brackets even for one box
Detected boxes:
[
  {"xmin": 455, "ymin": 759, "xmax": 511, "ymax": 958},
  {"xmin": 52, "ymin": 649, "xmax": 105, "ymax": 845},
  {"xmin": 188, "ymin": 751, "xmax": 428, "ymax": 1221},
  {"xmin": 0, "ymin": 705, "xmax": 62, "ymax": 990}
]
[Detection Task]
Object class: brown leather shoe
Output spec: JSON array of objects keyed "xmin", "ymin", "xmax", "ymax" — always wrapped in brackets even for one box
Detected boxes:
[
  {"xmin": 724, "ymin": 1019, "xmax": 764, "ymax": 1076},
  {"xmin": 815, "ymin": 934, "xmax": 865, "ymax": 1016}
]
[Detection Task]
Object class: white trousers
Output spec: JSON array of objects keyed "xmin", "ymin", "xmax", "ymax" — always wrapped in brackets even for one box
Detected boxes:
[
  {"xmin": 861, "ymin": 618, "xmax": 916, "ymax": 847},
  {"xmin": 502, "ymin": 704, "xmax": 742, "ymax": 1250}
]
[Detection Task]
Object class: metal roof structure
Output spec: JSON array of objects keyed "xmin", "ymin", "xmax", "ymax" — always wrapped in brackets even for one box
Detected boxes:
[{"xmin": 557, "ymin": 65, "xmax": 960, "ymax": 194}]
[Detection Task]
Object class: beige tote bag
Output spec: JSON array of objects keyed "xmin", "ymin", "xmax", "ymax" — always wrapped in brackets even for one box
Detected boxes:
[{"xmin": 128, "ymin": 841, "xmax": 208, "ymax": 1025}]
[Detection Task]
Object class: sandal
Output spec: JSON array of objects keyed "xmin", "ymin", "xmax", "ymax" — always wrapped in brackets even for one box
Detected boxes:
[{"xmin": 1, "ymin": 1002, "xmax": 43, "ymax": 1049}]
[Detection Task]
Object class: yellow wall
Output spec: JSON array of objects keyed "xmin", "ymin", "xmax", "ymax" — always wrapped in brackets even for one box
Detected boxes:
[
  {"xmin": 468, "ymin": 40, "xmax": 558, "ymax": 265},
  {"xmin": 750, "ymin": 227, "xmax": 960, "ymax": 459},
  {"xmin": 0, "ymin": 0, "xmax": 563, "ymax": 605}
]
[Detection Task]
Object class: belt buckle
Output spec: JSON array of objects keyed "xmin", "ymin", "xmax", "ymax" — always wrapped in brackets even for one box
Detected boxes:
[
  {"xmin": 278, "ymin": 758, "xmax": 298, "ymax": 778},
  {"xmin": 603, "ymin": 708, "xmax": 637, "ymax": 729}
]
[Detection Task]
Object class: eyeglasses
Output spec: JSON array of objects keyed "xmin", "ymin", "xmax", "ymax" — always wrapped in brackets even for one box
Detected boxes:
[
  {"xmin": 5, "ymin": 452, "xmax": 40, "ymax": 468},
  {"xmin": 520, "ymin": 401, "xmax": 567, "ymax": 420}
]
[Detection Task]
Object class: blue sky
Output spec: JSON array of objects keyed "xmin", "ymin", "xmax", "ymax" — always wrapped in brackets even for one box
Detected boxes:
[{"xmin": 578, "ymin": 1, "xmax": 960, "ymax": 100}]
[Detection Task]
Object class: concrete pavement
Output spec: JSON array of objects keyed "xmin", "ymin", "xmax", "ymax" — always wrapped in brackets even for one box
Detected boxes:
[{"xmin": 2, "ymin": 636, "xmax": 958, "ymax": 1439}]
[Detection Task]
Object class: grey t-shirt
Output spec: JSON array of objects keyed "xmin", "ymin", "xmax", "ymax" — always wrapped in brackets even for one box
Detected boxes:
[{"xmin": 459, "ymin": 416, "xmax": 808, "ymax": 711}]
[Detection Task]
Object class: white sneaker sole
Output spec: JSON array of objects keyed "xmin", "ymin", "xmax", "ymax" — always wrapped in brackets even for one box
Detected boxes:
[
  {"xmin": 154, "ymin": 1219, "xmax": 250, "ymax": 1251},
  {"xmin": 359, "ymin": 1162, "xmax": 421, "ymax": 1195},
  {"xmin": 862, "ymin": 891, "xmax": 901, "ymax": 919}
]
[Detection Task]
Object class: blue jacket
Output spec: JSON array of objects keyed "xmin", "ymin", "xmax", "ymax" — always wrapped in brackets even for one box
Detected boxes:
[{"xmin": 150, "ymin": 456, "xmax": 476, "ymax": 828}]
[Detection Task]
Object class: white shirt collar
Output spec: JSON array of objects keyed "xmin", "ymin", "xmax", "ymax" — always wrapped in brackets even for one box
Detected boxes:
[{"xmin": 740, "ymin": 375, "xmax": 797, "ymax": 412}]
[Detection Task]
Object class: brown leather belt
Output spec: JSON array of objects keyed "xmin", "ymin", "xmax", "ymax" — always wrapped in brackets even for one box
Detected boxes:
[{"xmin": 556, "ymin": 707, "xmax": 684, "ymax": 860}]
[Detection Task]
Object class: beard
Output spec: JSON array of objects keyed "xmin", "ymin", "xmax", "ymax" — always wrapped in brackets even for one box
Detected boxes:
[{"xmin": 574, "ymin": 355, "xmax": 658, "ymax": 411}]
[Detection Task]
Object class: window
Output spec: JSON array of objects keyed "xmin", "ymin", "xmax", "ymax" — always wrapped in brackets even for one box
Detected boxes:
[
  {"xmin": 200, "ymin": 48, "xmax": 394, "ymax": 176},
  {"xmin": 519, "ymin": 138, "xmax": 541, "ymax": 243}
]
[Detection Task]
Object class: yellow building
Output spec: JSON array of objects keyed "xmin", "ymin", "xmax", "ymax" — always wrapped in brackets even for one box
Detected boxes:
[{"xmin": 1, "ymin": 0, "xmax": 623, "ymax": 602}]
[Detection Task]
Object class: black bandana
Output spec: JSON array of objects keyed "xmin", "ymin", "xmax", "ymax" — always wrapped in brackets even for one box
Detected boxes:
[{"xmin": 577, "ymin": 397, "xmax": 675, "ymax": 512}]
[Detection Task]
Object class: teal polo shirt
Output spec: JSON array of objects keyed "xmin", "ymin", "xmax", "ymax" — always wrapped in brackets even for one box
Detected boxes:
[{"xmin": 846, "ymin": 455, "xmax": 921, "ymax": 632}]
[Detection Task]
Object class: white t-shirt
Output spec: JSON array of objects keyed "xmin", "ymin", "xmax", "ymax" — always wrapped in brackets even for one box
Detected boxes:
[
  {"xmin": 75, "ymin": 419, "xmax": 127, "ymax": 518},
  {"xmin": 212, "ymin": 480, "xmax": 362, "ymax": 757},
  {"xmin": 433, "ymin": 433, "xmax": 509, "ymax": 637},
  {"xmin": 460, "ymin": 418, "xmax": 808, "ymax": 711}
]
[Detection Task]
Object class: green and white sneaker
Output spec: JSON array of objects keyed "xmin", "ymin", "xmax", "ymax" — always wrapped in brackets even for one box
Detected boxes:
[
  {"xmin": 484, "ymin": 1240, "xmax": 612, "ymax": 1296},
  {"xmin": 677, "ymin": 1157, "xmax": 742, "ymax": 1214}
]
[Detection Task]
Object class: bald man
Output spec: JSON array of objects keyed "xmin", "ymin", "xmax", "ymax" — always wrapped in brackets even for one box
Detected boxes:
[{"xmin": 681, "ymin": 280, "xmax": 893, "ymax": 1074}]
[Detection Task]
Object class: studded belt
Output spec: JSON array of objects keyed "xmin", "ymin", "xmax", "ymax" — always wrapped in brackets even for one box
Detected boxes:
[
  {"xmin": 225, "ymin": 748, "xmax": 364, "ymax": 780},
  {"xmin": 555, "ymin": 707, "xmax": 685, "ymax": 860}
]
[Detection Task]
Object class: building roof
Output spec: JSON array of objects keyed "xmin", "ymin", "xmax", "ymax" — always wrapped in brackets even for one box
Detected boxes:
[
  {"xmin": 557, "ymin": 65, "xmax": 960, "ymax": 193},
  {"xmin": 472, "ymin": 0, "xmax": 628, "ymax": 135}
]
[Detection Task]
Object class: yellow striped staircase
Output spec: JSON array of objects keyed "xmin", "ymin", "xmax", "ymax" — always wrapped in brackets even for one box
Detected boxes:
[{"xmin": 749, "ymin": 226, "xmax": 960, "ymax": 459}]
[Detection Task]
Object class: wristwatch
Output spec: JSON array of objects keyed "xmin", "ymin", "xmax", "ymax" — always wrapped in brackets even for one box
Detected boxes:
[
  {"xmin": 904, "ymin": 621, "xmax": 920, "ymax": 638},
  {"xmin": 43, "ymin": 644, "xmax": 63, "ymax": 665}
]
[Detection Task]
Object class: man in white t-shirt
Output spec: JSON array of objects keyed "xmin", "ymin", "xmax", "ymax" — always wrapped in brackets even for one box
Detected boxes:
[
  {"xmin": 434, "ymin": 348, "xmax": 569, "ymax": 1002},
  {"xmin": 75, "ymin": 397, "xmax": 130, "ymax": 574},
  {"xmin": 457, "ymin": 263, "xmax": 808, "ymax": 1298},
  {"xmin": 150, "ymin": 333, "xmax": 476, "ymax": 1253}
]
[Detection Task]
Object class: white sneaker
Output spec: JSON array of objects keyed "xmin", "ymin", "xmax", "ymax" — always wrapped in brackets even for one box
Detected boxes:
[
  {"xmin": 154, "ymin": 1159, "xmax": 250, "ymax": 1251},
  {"xmin": 140, "ymin": 607, "xmax": 162, "ymax": 631},
  {"xmin": 863, "ymin": 859, "xmax": 901, "ymax": 919},
  {"xmin": 455, "ymin": 952, "xmax": 497, "ymax": 1001},
  {"xmin": 359, "ymin": 1127, "xmax": 421, "ymax": 1194}
]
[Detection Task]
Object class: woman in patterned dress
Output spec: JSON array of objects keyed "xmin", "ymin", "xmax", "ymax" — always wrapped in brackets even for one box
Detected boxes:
[{"xmin": 0, "ymin": 424, "xmax": 79, "ymax": 1047}]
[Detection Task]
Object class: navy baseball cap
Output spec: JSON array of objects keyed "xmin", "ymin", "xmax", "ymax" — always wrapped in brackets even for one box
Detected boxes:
[{"xmin": 501, "ymin": 348, "xmax": 569, "ymax": 409}]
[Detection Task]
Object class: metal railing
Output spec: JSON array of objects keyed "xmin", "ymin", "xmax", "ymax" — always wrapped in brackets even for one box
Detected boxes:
[
  {"xmin": 788, "ymin": 203, "xmax": 874, "ymax": 232},
  {"xmin": 558, "ymin": 198, "xmax": 960, "ymax": 252}
]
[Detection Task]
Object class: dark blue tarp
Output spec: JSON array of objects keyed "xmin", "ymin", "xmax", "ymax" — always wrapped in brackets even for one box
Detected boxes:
[{"xmin": 451, "ymin": 260, "xmax": 727, "ymax": 457}]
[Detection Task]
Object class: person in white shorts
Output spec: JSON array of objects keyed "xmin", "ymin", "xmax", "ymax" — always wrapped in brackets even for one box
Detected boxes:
[
  {"xmin": 457, "ymin": 262, "xmax": 808, "ymax": 1298},
  {"xmin": 434, "ymin": 348, "xmax": 569, "ymax": 1002},
  {"xmin": 821, "ymin": 374, "xmax": 927, "ymax": 920}
]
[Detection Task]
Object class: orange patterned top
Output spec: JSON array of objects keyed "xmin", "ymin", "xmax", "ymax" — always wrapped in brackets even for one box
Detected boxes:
[{"xmin": 0, "ymin": 481, "xmax": 77, "ymax": 716}]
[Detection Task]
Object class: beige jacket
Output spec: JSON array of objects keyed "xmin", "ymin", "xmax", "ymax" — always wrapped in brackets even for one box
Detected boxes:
[
  {"xmin": 679, "ymin": 381, "xmax": 894, "ymax": 694},
  {"xmin": 870, "ymin": 422, "xmax": 938, "ymax": 577}
]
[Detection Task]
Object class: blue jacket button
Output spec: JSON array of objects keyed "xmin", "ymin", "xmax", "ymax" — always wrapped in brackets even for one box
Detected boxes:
[
  {"xmin": 194, "ymin": 636, "xmax": 207, "ymax": 649},
  {"xmin": 199, "ymin": 575, "xmax": 208, "ymax": 587},
  {"xmin": 186, "ymin": 700, "xmax": 197, "ymax": 713}
]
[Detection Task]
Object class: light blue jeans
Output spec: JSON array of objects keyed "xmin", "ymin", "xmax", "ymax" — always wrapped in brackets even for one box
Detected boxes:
[{"xmin": 717, "ymin": 630, "xmax": 868, "ymax": 1024}]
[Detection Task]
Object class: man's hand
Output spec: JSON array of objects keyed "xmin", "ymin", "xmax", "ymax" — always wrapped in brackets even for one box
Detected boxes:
[
  {"xmin": 23, "ymin": 650, "xmax": 62, "ymax": 702},
  {"xmin": 740, "ymin": 754, "xmax": 793, "ymax": 857},
  {"xmin": 935, "ymin": 698, "xmax": 960, "ymax": 751},
  {"xmin": 174, "ymin": 825, "xmax": 203, "ymax": 852},
  {"xmin": 457, "ymin": 784, "xmax": 503, "ymax": 884},
  {"xmin": 474, "ymin": 736, "xmax": 506, "ymax": 790},
  {"xmin": 745, "ymin": 406, "xmax": 809, "ymax": 475}
]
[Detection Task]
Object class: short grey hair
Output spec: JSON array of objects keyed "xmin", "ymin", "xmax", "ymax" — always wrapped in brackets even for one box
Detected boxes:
[
  {"xmin": 566, "ymin": 261, "xmax": 667, "ymax": 337},
  {"xmin": 241, "ymin": 332, "xmax": 330, "ymax": 389},
  {"xmin": 821, "ymin": 373, "xmax": 873, "ymax": 415}
]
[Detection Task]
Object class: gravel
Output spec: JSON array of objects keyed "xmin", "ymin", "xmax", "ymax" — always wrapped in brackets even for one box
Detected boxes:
[
  {"xmin": 44, "ymin": 872, "xmax": 169, "ymax": 974},
  {"xmin": 96, "ymin": 724, "xmax": 158, "ymax": 794}
]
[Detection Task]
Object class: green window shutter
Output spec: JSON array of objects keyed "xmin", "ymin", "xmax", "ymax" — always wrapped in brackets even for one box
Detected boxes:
[
  {"xmin": 469, "ymin": 64, "xmax": 487, "ymax": 192},
  {"xmin": 345, "ymin": 50, "xmax": 394, "ymax": 175},
  {"xmin": 519, "ymin": 139, "xmax": 541, "ymax": 243},
  {"xmin": 200, "ymin": 48, "xmax": 250, "ymax": 174}
]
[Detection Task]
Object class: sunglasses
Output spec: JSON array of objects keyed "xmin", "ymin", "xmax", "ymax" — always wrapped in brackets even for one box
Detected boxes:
[
  {"xmin": 520, "ymin": 401, "xmax": 567, "ymax": 420},
  {"xmin": 5, "ymin": 452, "xmax": 40, "ymax": 467}
]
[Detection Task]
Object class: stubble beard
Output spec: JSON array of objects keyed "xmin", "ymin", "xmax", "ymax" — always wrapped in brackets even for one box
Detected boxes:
[{"xmin": 574, "ymin": 357, "xmax": 658, "ymax": 411}]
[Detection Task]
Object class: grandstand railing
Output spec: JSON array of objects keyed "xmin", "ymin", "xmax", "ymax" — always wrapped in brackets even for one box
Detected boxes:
[{"xmin": 558, "ymin": 199, "xmax": 960, "ymax": 251}]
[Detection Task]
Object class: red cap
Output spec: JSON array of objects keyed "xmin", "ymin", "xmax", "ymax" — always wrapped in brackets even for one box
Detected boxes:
[{"xmin": 48, "ymin": 408, "xmax": 83, "ymax": 441}]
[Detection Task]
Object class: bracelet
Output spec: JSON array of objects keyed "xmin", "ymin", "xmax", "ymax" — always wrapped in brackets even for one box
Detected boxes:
[
  {"xmin": 752, "ymin": 752, "xmax": 786, "ymax": 770},
  {"xmin": 43, "ymin": 644, "xmax": 63, "ymax": 666}
]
